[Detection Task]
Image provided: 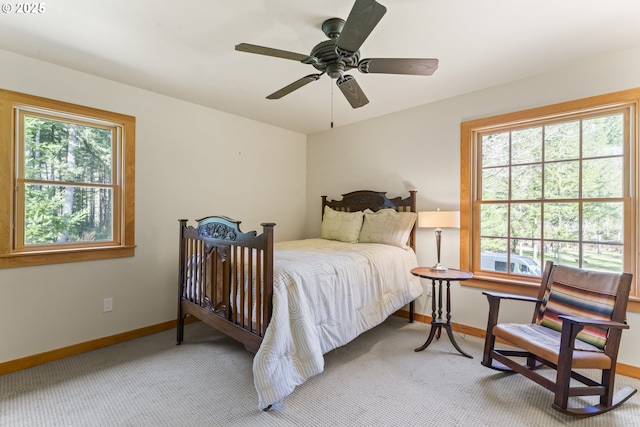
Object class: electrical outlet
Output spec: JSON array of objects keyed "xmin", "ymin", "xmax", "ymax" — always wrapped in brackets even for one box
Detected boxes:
[{"xmin": 103, "ymin": 297, "xmax": 113, "ymax": 312}]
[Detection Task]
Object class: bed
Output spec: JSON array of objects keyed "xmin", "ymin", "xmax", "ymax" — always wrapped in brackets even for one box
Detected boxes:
[{"xmin": 176, "ymin": 190, "xmax": 423, "ymax": 409}]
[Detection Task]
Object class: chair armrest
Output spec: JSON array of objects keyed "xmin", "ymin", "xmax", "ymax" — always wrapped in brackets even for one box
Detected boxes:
[
  {"xmin": 483, "ymin": 291, "xmax": 541, "ymax": 303},
  {"xmin": 558, "ymin": 315, "xmax": 630, "ymax": 330},
  {"xmin": 483, "ymin": 291, "xmax": 542, "ymax": 332}
]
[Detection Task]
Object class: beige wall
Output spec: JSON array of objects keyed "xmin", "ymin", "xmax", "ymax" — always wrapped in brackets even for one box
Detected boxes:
[
  {"xmin": 306, "ymin": 45, "xmax": 640, "ymax": 368},
  {"xmin": 0, "ymin": 50, "xmax": 307, "ymax": 363}
]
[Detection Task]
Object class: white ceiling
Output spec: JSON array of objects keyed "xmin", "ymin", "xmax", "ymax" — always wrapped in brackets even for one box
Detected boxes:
[{"xmin": 1, "ymin": 0, "xmax": 640, "ymax": 135}]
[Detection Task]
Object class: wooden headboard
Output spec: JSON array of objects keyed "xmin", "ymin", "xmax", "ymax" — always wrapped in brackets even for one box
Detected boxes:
[{"xmin": 321, "ymin": 190, "xmax": 418, "ymax": 251}]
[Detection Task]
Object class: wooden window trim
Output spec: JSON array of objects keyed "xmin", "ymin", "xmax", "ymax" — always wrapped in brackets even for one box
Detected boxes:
[
  {"xmin": 0, "ymin": 89, "xmax": 135, "ymax": 268},
  {"xmin": 460, "ymin": 88, "xmax": 640, "ymax": 313}
]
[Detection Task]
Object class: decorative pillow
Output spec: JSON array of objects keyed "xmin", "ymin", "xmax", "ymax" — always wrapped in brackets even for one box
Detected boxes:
[
  {"xmin": 320, "ymin": 206, "xmax": 364, "ymax": 243},
  {"xmin": 359, "ymin": 208, "xmax": 417, "ymax": 249},
  {"xmin": 536, "ymin": 279, "xmax": 616, "ymax": 350}
]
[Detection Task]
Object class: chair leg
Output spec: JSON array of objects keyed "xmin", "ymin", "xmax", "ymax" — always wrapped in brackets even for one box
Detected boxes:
[
  {"xmin": 481, "ymin": 297, "xmax": 500, "ymax": 368},
  {"xmin": 553, "ymin": 363, "xmax": 572, "ymax": 411},
  {"xmin": 553, "ymin": 320, "xmax": 581, "ymax": 411},
  {"xmin": 481, "ymin": 334, "xmax": 495, "ymax": 367},
  {"xmin": 600, "ymin": 369, "xmax": 615, "ymax": 407},
  {"xmin": 526, "ymin": 354, "xmax": 538, "ymax": 369},
  {"xmin": 552, "ymin": 344, "xmax": 637, "ymax": 416}
]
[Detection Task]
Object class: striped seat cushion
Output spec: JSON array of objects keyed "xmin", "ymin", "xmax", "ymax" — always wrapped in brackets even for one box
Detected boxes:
[{"xmin": 536, "ymin": 277, "xmax": 616, "ymax": 350}]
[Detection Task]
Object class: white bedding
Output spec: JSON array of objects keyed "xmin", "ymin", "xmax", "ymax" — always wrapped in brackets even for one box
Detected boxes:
[{"xmin": 252, "ymin": 238, "xmax": 423, "ymax": 410}]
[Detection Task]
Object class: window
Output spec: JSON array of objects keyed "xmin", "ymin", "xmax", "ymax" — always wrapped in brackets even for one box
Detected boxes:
[
  {"xmin": 461, "ymin": 88, "xmax": 639, "ymax": 310},
  {"xmin": 0, "ymin": 89, "xmax": 135, "ymax": 268}
]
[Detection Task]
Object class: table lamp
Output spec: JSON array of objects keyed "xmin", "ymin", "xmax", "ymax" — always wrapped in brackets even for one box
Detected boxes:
[{"xmin": 418, "ymin": 209, "xmax": 460, "ymax": 271}]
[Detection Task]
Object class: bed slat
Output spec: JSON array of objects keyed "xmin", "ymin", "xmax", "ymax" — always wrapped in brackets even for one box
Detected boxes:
[{"xmin": 177, "ymin": 217, "xmax": 275, "ymax": 351}]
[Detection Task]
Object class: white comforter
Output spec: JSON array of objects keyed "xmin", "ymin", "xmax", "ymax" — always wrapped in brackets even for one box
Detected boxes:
[{"xmin": 252, "ymin": 238, "xmax": 423, "ymax": 410}]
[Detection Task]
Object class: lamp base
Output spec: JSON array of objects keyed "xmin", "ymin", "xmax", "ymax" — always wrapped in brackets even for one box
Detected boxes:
[{"xmin": 429, "ymin": 263, "xmax": 448, "ymax": 272}]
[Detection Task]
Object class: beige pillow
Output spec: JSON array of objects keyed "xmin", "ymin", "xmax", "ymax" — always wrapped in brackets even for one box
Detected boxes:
[
  {"xmin": 320, "ymin": 206, "xmax": 364, "ymax": 243},
  {"xmin": 359, "ymin": 208, "xmax": 417, "ymax": 249}
]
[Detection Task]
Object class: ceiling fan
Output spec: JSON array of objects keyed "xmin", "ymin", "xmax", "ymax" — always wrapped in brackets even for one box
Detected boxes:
[{"xmin": 235, "ymin": 0, "xmax": 439, "ymax": 108}]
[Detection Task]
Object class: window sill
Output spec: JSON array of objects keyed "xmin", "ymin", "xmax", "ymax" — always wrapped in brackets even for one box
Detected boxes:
[
  {"xmin": 0, "ymin": 245, "xmax": 135, "ymax": 269},
  {"xmin": 463, "ymin": 276, "xmax": 640, "ymax": 313}
]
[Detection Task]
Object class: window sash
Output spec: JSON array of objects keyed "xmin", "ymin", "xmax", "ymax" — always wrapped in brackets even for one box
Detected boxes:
[
  {"xmin": 14, "ymin": 109, "xmax": 122, "ymax": 251},
  {"xmin": 460, "ymin": 89, "xmax": 639, "ymax": 310},
  {"xmin": 0, "ymin": 88, "xmax": 135, "ymax": 268}
]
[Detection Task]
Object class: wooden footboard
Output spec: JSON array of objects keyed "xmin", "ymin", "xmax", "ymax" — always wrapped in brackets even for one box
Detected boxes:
[{"xmin": 176, "ymin": 216, "xmax": 274, "ymax": 352}]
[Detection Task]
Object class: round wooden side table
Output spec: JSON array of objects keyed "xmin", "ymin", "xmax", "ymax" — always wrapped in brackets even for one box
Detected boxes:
[{"xmin": 411, "ymin": 267, "xmax": 473, "ymax": 358}]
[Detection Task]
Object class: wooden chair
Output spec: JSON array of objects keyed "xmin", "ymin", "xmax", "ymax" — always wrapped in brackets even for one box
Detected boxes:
[{"xmin": 482, "ymin": 261, "xmax": 637, "ymax": 416}]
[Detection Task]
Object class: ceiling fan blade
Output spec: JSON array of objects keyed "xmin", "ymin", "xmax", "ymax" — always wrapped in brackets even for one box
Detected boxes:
[
  {"xmin": 336, "ymin": 75, "xmax": 369, "ymax": 108},
  {"xmin": 235, "ymin": 43, "xmax": 316, "ymax": 64},
  {"xmin": 336, "ymin": 0, "xmax": 387, "ymax": 54},
  {"xmin": 358, "ymin": 58, "xmax": 439, "ymax": 76},
  {"xmin": 266, "ymin": 74, "xmax": 322, "ymax": 99}
]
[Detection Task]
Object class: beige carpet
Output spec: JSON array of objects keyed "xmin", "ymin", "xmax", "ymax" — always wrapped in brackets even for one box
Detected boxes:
[{"xmin": 1, "ymin": 316, "xmax": 639, "ymax": 426}]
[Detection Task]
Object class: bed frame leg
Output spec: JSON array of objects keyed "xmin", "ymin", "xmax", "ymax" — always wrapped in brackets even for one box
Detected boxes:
[{"xmin": 177, "ymin": 314, "xmax": 185, "ymax": 345}]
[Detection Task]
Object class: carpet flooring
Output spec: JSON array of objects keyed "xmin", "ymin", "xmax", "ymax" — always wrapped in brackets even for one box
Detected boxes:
[{"xmin": 1, "ymin": 316, "xmax": 639, "ymax": 426}]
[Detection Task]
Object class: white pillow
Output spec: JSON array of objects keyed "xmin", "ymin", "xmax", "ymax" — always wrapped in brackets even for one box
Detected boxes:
[
  {"xmin": 320, "ymin": 206, "xmax": 364, "ymax": 243},
  {"xmin": 359, "ymin": 208, "xmax": 417, "ymax": 249}
]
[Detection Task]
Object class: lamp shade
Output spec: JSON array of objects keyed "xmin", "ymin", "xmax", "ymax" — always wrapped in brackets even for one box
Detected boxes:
[{"xmin": 418, "ymin": 210, "xmax": 460, "ymax": 229}]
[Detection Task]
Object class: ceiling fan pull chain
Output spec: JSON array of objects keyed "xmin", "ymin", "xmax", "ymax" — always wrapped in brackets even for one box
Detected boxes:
[{"xmin": 331, "ymin": 80, "xmax": 334, "ymax": 129}]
